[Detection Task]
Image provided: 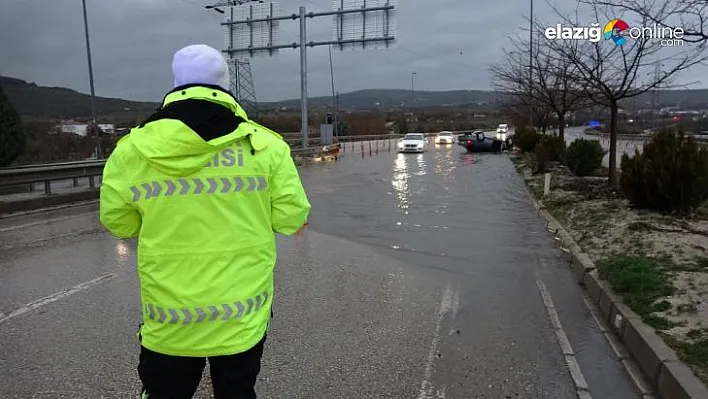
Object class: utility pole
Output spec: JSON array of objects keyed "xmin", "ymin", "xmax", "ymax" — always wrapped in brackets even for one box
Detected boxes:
[
  {"xmin": 299, "ymin": 6, "xmax": 308, "ymax": 147},
  {"xmin": 411, "ymin": 71, "xmax": 416, "ymax": 104},
  {"xmin": 207, "ymin": 2, "xmax": 259, "ymax": 117},
  {"xmin": 81, "ymin": 0, "xmax": 100, "ymax": 159},
  {"xmin": 651, "ymin": 63, "xmax": 660, "ymax": 131},
  {"xmin": 219, "ymin": 0, "xmax": 397, "ymax": 148},
  {"xmin": 528, "ymin": 0, "xmax": 534, "ymax": 130},
  {"xmin": 328, "ymin": 45, "xmax": 337, "ymax": 136}
]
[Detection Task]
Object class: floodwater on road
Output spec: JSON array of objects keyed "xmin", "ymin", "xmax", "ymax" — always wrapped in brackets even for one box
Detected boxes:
[
  {"xmin": 298, "ymin": 141, "xmax": 640, "ymax": 398},
  {"xmin": 564, "ymin": 127, "xmax": 645, "ymax": 167},
  {"xmin": 0, "ymin": 139, "xmax": 641, "ymax": 398}
]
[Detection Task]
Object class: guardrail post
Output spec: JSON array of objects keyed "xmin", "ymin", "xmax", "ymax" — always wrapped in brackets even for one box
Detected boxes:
[
  {"xmin": 44, "ymin": 181, "xmax": 51, "ymax": 195},
  {"xmin": 369, "ymin": 141, "xmax": 372, "ymax": 156},
  {"xmin": 73, "ymin": 177, "xmax": 79, "ymax": 187},
  {"xmin": 89, "ymin": 176, "xmax": 95, "ymax": 189}
]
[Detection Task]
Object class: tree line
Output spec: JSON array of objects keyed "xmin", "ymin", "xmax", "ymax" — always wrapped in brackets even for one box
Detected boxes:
[{"xmin": 490, "ymin": 0, "xmax": 707, "ymax": 186}]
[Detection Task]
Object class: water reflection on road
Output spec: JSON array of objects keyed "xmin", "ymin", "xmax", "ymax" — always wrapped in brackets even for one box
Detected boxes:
[{"xmin": 297, "ymin": 141, "xmax": 638, "ymax": 398}]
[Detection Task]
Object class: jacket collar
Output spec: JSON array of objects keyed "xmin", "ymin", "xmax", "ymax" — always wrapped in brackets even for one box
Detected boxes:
[{"xmin": 162, "ymin": 84, "xmax": 249, "ymax": 121}]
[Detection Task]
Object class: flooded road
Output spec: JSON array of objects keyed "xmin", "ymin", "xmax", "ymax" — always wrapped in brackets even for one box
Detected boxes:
[
  {"xmin": 564, "ymin": 127, "xmax": 645, "ymax": 168},
  {"xmin": 0, "ymin": 141, "xmax": 640, "ymax": 398},
  {"xmin": 297, "ymin": 142, "xmax": 640, "ymax": 398}
]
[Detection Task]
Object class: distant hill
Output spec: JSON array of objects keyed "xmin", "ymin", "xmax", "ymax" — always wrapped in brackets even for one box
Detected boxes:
[
  {"xmin": 0, "ymin": 76, "xmax": 158, "ymax": 121},
  {"xmin": 268, "ymin": 88, "xmax": 708, "ymax": 111},
  {"xmin": 261, "ymin": 89, "xmax": 507, "ymax": 110},
  {"xmin": 2, "ymin": 75, "xmax": 707, "ymax": 121}
]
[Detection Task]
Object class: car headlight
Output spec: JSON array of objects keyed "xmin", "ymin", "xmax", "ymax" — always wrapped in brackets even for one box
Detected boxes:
[{"xmin": 397, "ymin": 142, "xmax": 404, "ymax": 148}]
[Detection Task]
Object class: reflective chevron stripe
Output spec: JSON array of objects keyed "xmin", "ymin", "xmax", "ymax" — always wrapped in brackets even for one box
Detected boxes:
[
  {"xmin": 130, "ymin": 176, "xmax": 267, "ymax": 202},
  {"xmin": 144, "ymin": 291, "xmax": 270, "ymax": 325}
]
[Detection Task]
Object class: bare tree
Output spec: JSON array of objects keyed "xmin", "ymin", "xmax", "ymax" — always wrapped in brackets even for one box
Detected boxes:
[
  {"xmin": 541, "ymin": 1, "xmax": 706, "ymax": 186},
  {"xmin": 500, "ymin": 96, "xmax": 554, "ymax": 133},
  {"xmin": 491, "ymin": 35, "xmax": 589, "ymax": 139},
  {"xmin": 586, "ymin": 0, "xmax": 708, "ymax": 44}
]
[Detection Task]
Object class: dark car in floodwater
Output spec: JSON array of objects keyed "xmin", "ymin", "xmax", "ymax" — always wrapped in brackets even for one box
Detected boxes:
[{"xmin": 457, "ymin": 131, "xmax": 509, "ymax": 152}]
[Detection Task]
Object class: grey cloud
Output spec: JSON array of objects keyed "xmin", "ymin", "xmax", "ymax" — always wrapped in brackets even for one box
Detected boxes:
[{"xmin": 0, "ymin": 0, "xmax": 705, "ymax": 103}]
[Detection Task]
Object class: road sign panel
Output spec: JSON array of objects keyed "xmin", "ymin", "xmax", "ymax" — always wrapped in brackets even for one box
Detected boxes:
[
  {"xmin": 332, "ymin": 0, "xmax": 397, "ymax": 51},
  {"xmin": 223, "ymin": 1, "xmax": 281, "ymax": 59}
]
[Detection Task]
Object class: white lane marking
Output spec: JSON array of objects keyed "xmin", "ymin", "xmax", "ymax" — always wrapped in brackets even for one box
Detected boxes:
[
  {"xmin": 0, "ymin": 215, "xmax": 79, "ymax": 232},
  {"xmin": 435, "ymin": 385, "xmax": 447, "ymax": 398},
  {"xmin": 448, "ymin": 287, "xmax": 460, "ymax": 336},
  {"xmin": 535, "ymin": 279, "xmax": 592, "ymax": 398},
  {"xmin": 0, "ymin": 273, "xmax": 116, "ymax": 325},
  {"xmin": 418, "ymin": 282, "xmax": 455, "ymax": 399}
]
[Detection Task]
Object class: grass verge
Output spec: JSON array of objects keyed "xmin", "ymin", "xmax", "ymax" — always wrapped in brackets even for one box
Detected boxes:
[{"xmin": 511, "ymin": 152, "xmax": 708, "ymax": 384}]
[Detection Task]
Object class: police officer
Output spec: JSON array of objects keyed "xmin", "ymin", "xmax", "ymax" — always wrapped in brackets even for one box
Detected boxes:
[{"xmin": 99, "ymin": 44, "xmax": 311, "ymax": 398}]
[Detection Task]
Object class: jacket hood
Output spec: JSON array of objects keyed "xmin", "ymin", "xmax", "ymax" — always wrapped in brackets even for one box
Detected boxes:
[{"xmin": 127, "ymin": 85, "xmax": 258, "ymax": 177}]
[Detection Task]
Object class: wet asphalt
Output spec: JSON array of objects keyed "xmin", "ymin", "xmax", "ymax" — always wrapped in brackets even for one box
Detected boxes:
[{"xmin": 0, "ymin": 137, "xmax": 640, "ymax": 398}]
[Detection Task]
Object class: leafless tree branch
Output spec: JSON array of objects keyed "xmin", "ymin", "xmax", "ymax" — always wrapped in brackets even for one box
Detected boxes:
[
  {"xmin": 585, "ymin": 0, "xmax": 708, "ymax": 44},
  {"xmin": 536, "ymin": 0, "xmax": 705, "ymax": 186},
  {"xmin": 490, "ymin": 32, "xmax": 591, "ymax": 137}
]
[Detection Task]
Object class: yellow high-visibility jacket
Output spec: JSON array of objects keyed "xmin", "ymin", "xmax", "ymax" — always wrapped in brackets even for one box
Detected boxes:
[{"xmin": 99, "ymin": 84, "xmax": 311, "ymax": 357}]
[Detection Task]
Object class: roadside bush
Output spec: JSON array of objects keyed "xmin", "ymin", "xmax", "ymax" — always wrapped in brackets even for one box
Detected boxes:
[
  {"xmin": 620, "ymin": 130, "xmax": 708, "ymax": 214},
  {"xmin": 515, "ymin": 128, "xmax": 540, "ymax": 153},
  {"xmin": 538, "ymin": 135, "xmax": 566, "ymax": 162},
  {"xmin": 533, "ymin": 143, "xmax": 551, "ymax": 174},
  {"xmin": 565, "ymin": 139, "xmax": 605, "ymax": 176}
]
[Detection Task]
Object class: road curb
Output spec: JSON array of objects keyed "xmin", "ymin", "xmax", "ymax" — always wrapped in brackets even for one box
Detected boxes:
[
  {"xmin": 0, "ymin": 190, "xmax": 100, "ymax": 216},
  {"xmin": 525, "ymin": 184, "xmax": 708, "ymax": 398}
]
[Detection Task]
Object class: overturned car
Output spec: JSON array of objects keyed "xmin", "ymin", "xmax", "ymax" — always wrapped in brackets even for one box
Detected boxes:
[{"xmin": 457, "ymin": 131, "xmax": 511, "ymax": 153}]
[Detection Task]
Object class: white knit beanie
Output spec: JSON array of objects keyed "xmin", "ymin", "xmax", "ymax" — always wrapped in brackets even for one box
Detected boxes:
[{"xmin": 172, "ymin": 44, "xmax": 230, "ymax": 90}]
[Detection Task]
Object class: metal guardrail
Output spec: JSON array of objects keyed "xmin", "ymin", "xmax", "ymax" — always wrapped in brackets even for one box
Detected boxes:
[
  {"xmin": 0, "ymin": 134, "xmax": 399, "ymax": 195},
  {"xmin": 0, "ymin": 159, "xmax": 105, "ymax": 170}
]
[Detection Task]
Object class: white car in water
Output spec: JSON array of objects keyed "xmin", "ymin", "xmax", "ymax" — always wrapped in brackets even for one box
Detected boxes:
[
  {"xmin": 434, "ymin": 131, "xmax": 455, "ymax": 145},
  {"xmin": 397, "ymin": 133, "xmax": 427, "ymax": 153},
  {"xmin": 496, "ymin": 123, "xmax": 509, "ymax": 141}
]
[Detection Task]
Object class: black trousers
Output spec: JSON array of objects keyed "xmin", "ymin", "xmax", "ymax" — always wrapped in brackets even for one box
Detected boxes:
[{"xmin": 138, "ymin": 335, "xmax": 266, "ymax": 399}]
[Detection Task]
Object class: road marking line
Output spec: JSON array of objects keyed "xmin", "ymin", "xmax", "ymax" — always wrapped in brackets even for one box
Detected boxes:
[
  {"xmin": 448, "ymin": 287, "xmax": 460, "ymax": 336},
  {"xmin": 0, "ymin": 273, "xmax": 116, "ymax": 325},
  {"xmin": 418, "ymin": 282, "xmax": 454, "ymax": 399},
  {"xmin": 435, "ymin": 385, "xmax": 447, "ymax": 398},
  {"xmin": 0, "ymin": 215, "xmax": 79, "ymax": 232},
  {"xmin": 535, "ymin": 279, "xmax": 592, "ymax": 398}
]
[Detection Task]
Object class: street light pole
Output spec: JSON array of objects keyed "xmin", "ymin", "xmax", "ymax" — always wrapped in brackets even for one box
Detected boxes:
[
  {"xmin": 81, "ymin": 0, "xmax": 100, "ymax": 159},
  {"xmin": 411, "ymin": 71, "xmax": 417, "ymax": 104}
]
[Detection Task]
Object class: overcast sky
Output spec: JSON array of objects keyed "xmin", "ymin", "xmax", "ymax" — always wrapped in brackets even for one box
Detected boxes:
[{"xmin": 1, "ymin": 0, "xmax": 706, "ymax": 103}]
